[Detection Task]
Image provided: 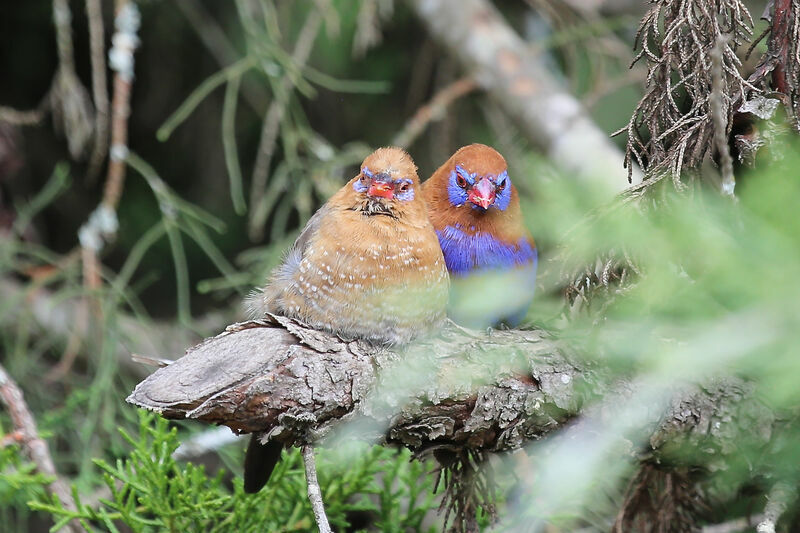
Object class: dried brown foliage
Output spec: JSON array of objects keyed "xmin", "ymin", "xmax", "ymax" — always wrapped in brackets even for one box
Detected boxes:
[
  {"xmin": 613, "ymin": 464, "xmax": 703, "ymax": 533},
  {"xmin": 617, "ymin": 0, "xmax": 757, "ymax": 185}
]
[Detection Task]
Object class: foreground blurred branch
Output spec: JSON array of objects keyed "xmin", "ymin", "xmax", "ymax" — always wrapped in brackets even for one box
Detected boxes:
[
  {"xmin": 406, "ymin": 0, "xmax": 642, "ymax": 191},
  {"xmin": 0, "ymin": 364, "xmax": 86, "ymax": 533}
]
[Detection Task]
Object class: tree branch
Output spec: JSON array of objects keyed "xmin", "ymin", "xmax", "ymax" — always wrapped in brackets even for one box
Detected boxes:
[
  {"xmin": 125, "ymin": 314, "xmax": 779, "ymax": 530},
  {"xmin": 127, "ymin": 317, "xmax": 772, "ymax": 468},
  {"xmin": 392, "ymin": 77, "xmax": 477, "ymax": 149},
  {"xmin": 405, "ymin": 0, "xmax": 642, "ymax": 191},
  {"xmin": 0, "ymin": 364, "xmax": 86, "ymax": 533}
]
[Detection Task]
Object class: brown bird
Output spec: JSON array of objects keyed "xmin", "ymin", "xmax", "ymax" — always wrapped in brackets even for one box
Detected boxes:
[{"xmin": 243, "ymin": 147, "xmax": 449, "ymax": 492}]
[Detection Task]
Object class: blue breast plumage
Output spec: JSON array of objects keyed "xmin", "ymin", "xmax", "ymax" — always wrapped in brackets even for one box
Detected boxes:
[{"xmin": 436, "ymin": 225, "xmax": 537, "ymax": 328}]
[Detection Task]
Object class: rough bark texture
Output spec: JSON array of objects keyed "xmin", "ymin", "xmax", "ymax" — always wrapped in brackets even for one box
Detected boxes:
[
  {"xmin": 127, "ymin": 315, "xmax": 773, "ymax": 466},
  {"xmin": 405, "ymin": 0, "xmax": 643, "ymax": 191},
  {"xmin": 127, "ymin": 316, "xmax": 586, "ymax": 451}
]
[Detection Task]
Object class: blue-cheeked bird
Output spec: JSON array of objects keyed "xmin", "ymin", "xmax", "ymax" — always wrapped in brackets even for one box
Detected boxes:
[
  {"xmin": 422, "ymin": 144, "xmax": 537, "ymax": 328},
  {"xmin": 243, "ymin": 147, "xmax": 449, "ymax": 493}
]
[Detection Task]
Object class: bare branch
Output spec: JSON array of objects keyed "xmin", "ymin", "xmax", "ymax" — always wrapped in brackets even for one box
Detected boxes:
[
  {"xmin": 103, "ymin": 1, "xmax": 139, "ymax": 211},
  {"xmin": 84, "ymin": 0, "xmax": 109, "ymax": 183},
  {"xmin": 126, "ymin": 316, "xmax": 777, "ymax": 529},
  {"xmin": 51, "ymin": 0, "xmax": 94, "ymax": 159},
  {"xmin": 127, "ymin": 317, "xmax": 773, "ymax": 466},
  {"xmin": 406, "ymin": 0, "xmax": 641, "ymax": 191},
  {"xmin": 392, "ymin": 77, "xmax": 477, "ymax": 149},
  {"xmin": 702, "ymin": 515, "xmax": 764, "ymax": 533},
  {"xmin": 0, "ymin": 364, "xmax": 86, "ymax": 533},
  {"xmin": 757, "ymin": 482, "xmax": 796, "ymax": 533},
  {"xmin": 711, "ymin": 34, "xmax": 736, "ymax": 197},
  {"xmin": 0, "ymin": 106, "xmax": 47, "ymax": 126}
]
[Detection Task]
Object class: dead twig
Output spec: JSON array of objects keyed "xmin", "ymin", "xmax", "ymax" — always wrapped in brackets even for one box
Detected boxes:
[
  {"xmin": 392, "ymin": 77, "xmax": 477, "ymax": 149},
  {"xmin": 756, "ymin": 481, "xmax": 796, "ymax": 533},
  {"xmin": 702, "ymin": 515, "xmax": 764, "ymax": 533},
  {"xmin": 55, "ymin": 1, "xmax": 140, "ymax": 381},
  {"xmin": 51, "ymin": 0, "xmax": 94, "ymax": 159},
  {"xmin": 84, "ymin": 0, "xmax": 110, "ymax": 183},
  {"xmin": 0, "ymin": 106, "xmax": 47, "ymax": 126},
  {"xmin": 103, "ymin": 0, "xmax": 139, "ymax": 211},
  {"xmin": 711, "ymin": 34, "xmax": 736, "ymax": 197},
  {"xmin": 0, "ymin": 364, "xmax": 86, "ymax": 533},
  {"xmin": 616, "ymin": 0, "xmax": 755, "ymax": 185},
  {"xmin": 302, "ymin": 445, "xmax": 333, "ymax": 533},
  {"xmin": 406, "ymin": 0, "xmax": 640, "ymax": 192}
]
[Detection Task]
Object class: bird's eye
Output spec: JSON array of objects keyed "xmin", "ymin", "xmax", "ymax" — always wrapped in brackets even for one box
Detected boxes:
[
  {"xmin": 360, "ymin": 174, "xmax": 369, "ymax": 183},
  {"xmin": 398, "ymin": 182, "xmax": 410, "ymax": 193},
  {"xmin": 456, "ymin": 175, "xmax": 468, "ymax": 189},
  {"xmin": 496, "ymin": 179, "xmax": 506, "ymax": 193}
]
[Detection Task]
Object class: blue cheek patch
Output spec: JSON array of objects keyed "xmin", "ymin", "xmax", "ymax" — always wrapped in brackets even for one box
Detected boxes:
[
  {"xmin": 395, "ymin": 178, "xmax": 415, "ymax": 202},
  {"xmin": 353, "ymin": 166, "xmax": 372, "ymax": 193},
  {"xmin": 447, "ymin": 166, "xmax": 476, "ymax": 207},
  {"xmin": 436, "ymin": 225, "xmax": 537, "ymax": 275},
  {"xmin": 493, "ymin": 170, "xmax": 511, "ymax": 211}
]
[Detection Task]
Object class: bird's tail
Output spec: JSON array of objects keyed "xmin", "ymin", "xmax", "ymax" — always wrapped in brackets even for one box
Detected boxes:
[{"xmin": 243, "ymin": 435, "xmax": 283, "ymax": 493}]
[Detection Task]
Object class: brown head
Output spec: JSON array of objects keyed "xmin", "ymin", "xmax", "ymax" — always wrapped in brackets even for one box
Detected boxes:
[{"xmin": 330, "ymin": 147, "xmax": 430, "ymax": 228}]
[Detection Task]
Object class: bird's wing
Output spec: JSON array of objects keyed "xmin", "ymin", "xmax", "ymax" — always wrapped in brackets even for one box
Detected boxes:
[
  {"xmin": 246, "ymin": 204, "xmax": 331, "ymax": 317},
  {"xmin": 289, "ymin": 202, "xmax": 330, "ymax": 258}
]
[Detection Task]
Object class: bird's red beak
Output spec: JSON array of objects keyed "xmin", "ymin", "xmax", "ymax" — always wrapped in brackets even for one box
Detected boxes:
[
  {"xmin": 468, "ymin": 177, "xmax": 495, "ymax": 209},
  {"xmin": 367, "ymin": 180, "xmax": 394, "ymax": 199}
]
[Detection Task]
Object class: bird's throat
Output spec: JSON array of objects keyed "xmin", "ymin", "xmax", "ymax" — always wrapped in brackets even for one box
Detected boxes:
[{"xmin": 353, "ymin": 198, "xmax": 397, "ymax": 219}]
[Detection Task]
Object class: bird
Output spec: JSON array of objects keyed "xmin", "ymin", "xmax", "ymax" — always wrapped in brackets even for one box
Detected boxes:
[
  {"xmin": 243, "ymin": 146, "xmax": 449, "ymax": 493},
  {"xmin": 422, "ymin": 143, "xmax": 537, "ymax": 329}
]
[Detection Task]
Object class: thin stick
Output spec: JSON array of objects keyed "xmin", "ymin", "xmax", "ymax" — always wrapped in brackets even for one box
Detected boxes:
[
  {"xmin": 103, "ymin": 2, "xmax": 137, "ymax": 211},
  {"xmin": 757, "ymin": 482, "xmax": 795, "ymax": 533},
  {"xmin": 710, "ymin": 34, "xmax": 736, "ymax": 197},
  {"xmin": 392, "ymin": 77, "xmax": 477, "ymax": 149},
  {"xmin": 52, "ymin": 0, "xmax": 76, "ymax": 72},
  {"xmin": 302, "ymin": 445, "xmax": 332, "ymax": 533},
  {"xmin": 62, "ymin": 0, "xmax": 139, "ymax": 379},
  {"xmin": 85, "ymin": 0, "xmax": 110, "ymax": 183},
  {"xmin": 702, "ymin": 514, "xmax": 763, "ymax": 533},
  {"xmin": 0, "ymin": 106, "xmax": 46, "ymax": 126},
  {"xmin": 0, "ymin": 364, "xmax": 86, "ymax": 533}
]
